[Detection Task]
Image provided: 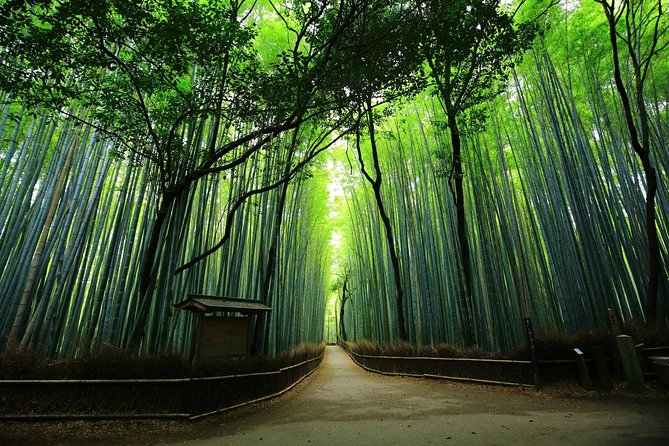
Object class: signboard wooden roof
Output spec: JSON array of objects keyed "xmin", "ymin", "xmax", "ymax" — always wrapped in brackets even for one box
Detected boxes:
[{"xmin": 174, "ymin": 294, "xmax": 272, "ymax": 315}]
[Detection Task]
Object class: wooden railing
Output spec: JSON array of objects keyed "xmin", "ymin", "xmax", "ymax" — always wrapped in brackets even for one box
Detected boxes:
[{"xmin": 0, "ymin": 353, "xmax": 323, "ymax": 420}]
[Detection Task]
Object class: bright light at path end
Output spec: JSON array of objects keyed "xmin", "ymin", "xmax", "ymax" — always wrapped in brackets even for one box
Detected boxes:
[{"xmin": 329, "ymin": 230, "xmax": 341, "ymax": 248}]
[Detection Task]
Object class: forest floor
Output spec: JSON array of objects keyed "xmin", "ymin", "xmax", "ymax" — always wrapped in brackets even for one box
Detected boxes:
[{"xmin": 2, "ymin": 345, "xmax": 668, "ymax": 445}]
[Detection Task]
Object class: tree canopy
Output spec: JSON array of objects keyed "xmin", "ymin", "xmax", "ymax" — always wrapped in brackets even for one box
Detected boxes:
[{"xmin": 0, "ymin": 0, "xmax": 667, "ymax": 358}]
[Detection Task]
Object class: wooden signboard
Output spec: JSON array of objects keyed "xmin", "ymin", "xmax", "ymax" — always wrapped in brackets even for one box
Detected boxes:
[
  {"xmin": 194, "ymin": 316, "xmax": 251, "ymax": 363},
  {"xmin": 175, "ymin": 295, "xmax": 272, "ymax": 363}
]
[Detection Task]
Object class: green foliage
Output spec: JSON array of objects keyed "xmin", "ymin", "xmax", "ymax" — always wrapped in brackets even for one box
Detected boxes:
[
  {"xmin": 418, "ymin": 0, "xmax": 538, "ymax": 118},
  {"xmin": 341, "ymin": 0, "xmax": 669, "ymax": 349},
  {"xmin": 1, "ymin": 0, "xmax": 667, "ymax": 360},
  {"xmin": 0, "ymin": 0, "xmax": 266, "ymax": 178}
]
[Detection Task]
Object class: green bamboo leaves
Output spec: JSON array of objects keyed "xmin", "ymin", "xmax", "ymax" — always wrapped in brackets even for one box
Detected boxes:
[
  {"xmin": 1, "ymin": 1, "xmax": 667, "ymax": 361},
  {"xmin": 341, "ymin": 10, "xmax": 668, "ymax": 351},
  {"xmin": 0, "ymin": 100, "xmax": 332, "ymax": 358}
]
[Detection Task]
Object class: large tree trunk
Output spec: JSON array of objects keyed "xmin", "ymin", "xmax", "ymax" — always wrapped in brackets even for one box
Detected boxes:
[
  {"xmin": 641, "ymin": 154, "xmax": 660, "ymax": 327},
  {"xmin": 253, "ymin": 131, "xmax": 300, "ymax": 355},
  {"xmin": 339, "ymin": 276, "xmax": 349, "ymax": 342},
  {"xmin": 447, "ymin": 115, "xmax": 475, "ymax": 346},
  {"xmin": 253, "ymin": 178, "xmax": 290, "ymax": 355},
  {"xmin": 599, "ymin": 0, "xmax": 663, "ymax": 328},
  {"xmin": 428, "ymin": 53, "xmax": 476, "ymax": 346},
  {"xmin": 356, "ymin": 100, "xmax": 408, "ymax": 342},
  {"xmin": 126, "ymin": 190, "xmax": 176, "ymax": 349}
]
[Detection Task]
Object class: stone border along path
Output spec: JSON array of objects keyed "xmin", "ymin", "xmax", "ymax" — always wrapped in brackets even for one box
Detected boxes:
[{"xmin": 159, "ymin": 345, "xmax": 668, "ymax": 446}]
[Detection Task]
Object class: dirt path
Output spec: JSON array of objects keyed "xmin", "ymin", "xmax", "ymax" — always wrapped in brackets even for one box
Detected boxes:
[
  {"xmin": 161, "ymin": 345, "xmax": 667, "ymax": 446},
  {"xmin": 2, "ymin": 345, "xmax": 668, "ymax": 445}
]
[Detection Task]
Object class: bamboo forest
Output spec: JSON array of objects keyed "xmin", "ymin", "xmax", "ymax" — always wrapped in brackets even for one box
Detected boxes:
[{"xmin": 0, "ymin": 0, "xmax": 667, "ymax": 360}]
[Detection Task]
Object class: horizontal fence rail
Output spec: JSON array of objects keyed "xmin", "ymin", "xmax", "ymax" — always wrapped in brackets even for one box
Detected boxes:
[
  {"xmin": 0, "ymin": 353, "xmax": 323, "ymax": 420},
  {"xmin": 341, "ymin": 344, "xmax": 599, "ymax": 388}
]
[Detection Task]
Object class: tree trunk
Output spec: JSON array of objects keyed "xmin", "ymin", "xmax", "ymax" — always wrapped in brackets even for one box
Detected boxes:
[
  {"xmin": 448, "ymin": 115, "xmax": 475, "ymax": 346},
  {"xmin": 641, "ymin": 155, "xmax": 660, "ymax": 327},
  {"xmin": 254, "ymin": 178, "xmax": 290, "ymax": 355},
  {"xmin": 428, "ymin": 53, "xmax": 476, "ymax": 346},
  {"xmin": 126, "ymin": 190, "xmax": 176, "ymax": 349},
  {"xmin": 339, "ymin": 277, "xmax": 349, "ymax": 342},
  {"xmin": 356, "ymin": 100, "xmax": 408, "ymax": 342},
  {"xmin": 599, "ymin": 1, "xmax": 663, "ymax": 327}
]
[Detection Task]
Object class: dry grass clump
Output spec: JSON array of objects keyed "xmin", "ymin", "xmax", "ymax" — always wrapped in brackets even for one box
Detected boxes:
[
  {"xmin": 275, "ymin": 343, "xmax": 325, "ymax": 365},
  {"xmin": 0, "ymin": 344, "xmax": 196, "ymax": 379},
  {"xmin": 462, "ymin": 347, "xmax": 504, "ymax": 359},
  {"xmin": 620, "ymin": 324, "xmax": 669, "ymax": 349},
  {"xmin": 0, "ymin": 343, "xmax": 325, "ymax": 380},
  {"xmin": 348, "ymin": 339, "xmax": 384, "ymax": 356},
  {"xmin": 346, "ymin": 327, "xmax": 669, "ymax": 361},
  {"xmin": 382, "ymin": 341, "xmax": 418, "ymax": 357},
  {"xmin": 69, "ymin": 352, "xmax": 192, "ymax": 379},
  {"xmin": 507, "ymin": 330, "xmax": 612, "ymax": 360},
  {"xmin": 0, "ymin": 347, "xmax": 42, "ymax": 379},
  {"xmin": 346, "ymin": 340, "xmax": 466, "ymax": 358},
  {"xmin": 508, "ymin": 328, "xmax": 669, "ymax": 360},
  {"xmin": 196, "ymin": 342, "xmax": 325, "ymax": 377},
  {"xmin": 418, "ymin": 344, "xmax": 464, "ymax": 358},
  {"xmin": 346, "ymin": 340, "xmax": 504, "ymax": 359}
]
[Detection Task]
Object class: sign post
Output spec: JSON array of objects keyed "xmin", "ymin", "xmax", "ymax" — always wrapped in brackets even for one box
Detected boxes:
[
  {"xmin": 607, "ymin": 308, "xmax": 621, "ymax": 335},
  {"xmin": 524, "ymin": 318, "xmax": 541, "ymax": 390},
  {"xmin": 574, "ymin": 348, "xmax": 593, "ymax": 390},
  {"xmin": 615, "ymin": 334, "xmax": 646, "ymax": 392}
]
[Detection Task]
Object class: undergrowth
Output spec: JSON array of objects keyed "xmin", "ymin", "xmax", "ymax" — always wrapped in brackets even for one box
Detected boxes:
[
  {"xmin": 0, "ymin": 343, "xmax": 324, "ymax": 380},
  {"xmin": 345, "ymin": 328, "xmax": 669, "ymax": 361}
]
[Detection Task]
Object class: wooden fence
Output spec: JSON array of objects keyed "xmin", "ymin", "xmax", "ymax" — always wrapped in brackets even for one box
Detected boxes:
[
  {"xmin": 341, "ymin": 344, "xmax": 601, "ymax": 388},
  {"xmin": 0, "ymin": 353, "xmax": 323, "ymax": 420}
]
